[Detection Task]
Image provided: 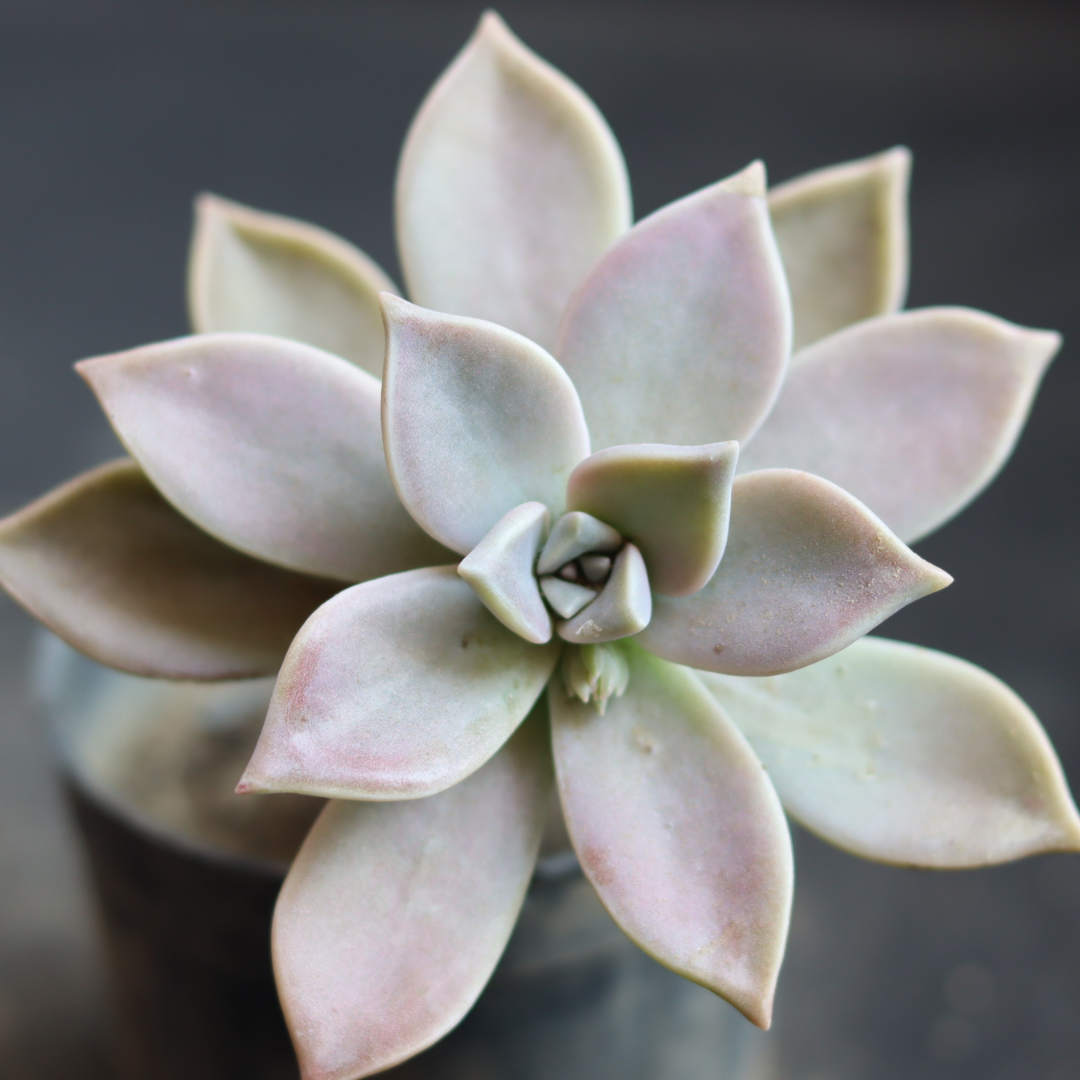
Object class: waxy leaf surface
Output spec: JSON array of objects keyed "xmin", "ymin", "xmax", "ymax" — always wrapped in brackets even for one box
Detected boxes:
[
  {"xmin": 700, "ymin": 637, "xmax": 1080, "ymax": 867},
  {"xmin": 540, "ymin": 576, "xmax": 596, "ymax": 619},
  {"xmin": 769, "ymin": 148, "xmax": 910, "ymax": 350},
  {"xmin": 567, "ymin": 442, "xmax": 739, "ymax": 597},
  {"xmin": 382, "ymin": 297, "xmax": 590, "ymax": 554},
  {"xmin": 556, "ymin": 163, "xmax": 791, "ymax": 451},
  {"xmin": 242, "ymin": 567, "xmax": 560, "ymax": 800},
  {"xmin": 274, "ymin": 714, "xmax": 552, "ymax": 1080},
  {"xmin": 640, "ymin": 470, "xmax": 951, "ymax": 676},
  {"xmin": 536, "ymin": 511, "xmax": 622, "ymax": 575},
  {"xmin": 557, "ymin": 543, "xmax": 652, "ymax": 644},
  {"xmin": 458, "ymin": 501, "xmax": 552, "ymax": 644},
  {"xmin": 396, "ymin": 11, "xmax": 630, "ymax": 350},
  {"xmin": 189, "ymin": 194, "xmax": 397, "ymax": 377},
  {"xmin": 739, "ymin": 308, "xmax": 1059, "ymax": 542},
  {"xmin": 550, "ymin": 645, "xmax": 792, "ymax": 1027},
  {"xmin": 0, "ymin": 460, "xmax": 338, "ymax": 679},
  {"xmin": 79, "ymin": 334, "xmax": 450, "ymax": 582}
]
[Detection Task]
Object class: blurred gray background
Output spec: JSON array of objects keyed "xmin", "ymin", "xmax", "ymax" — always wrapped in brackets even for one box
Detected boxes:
[{"xmin": 0, "ymin": 1, "xmax": 1078, "ymax": 1077}]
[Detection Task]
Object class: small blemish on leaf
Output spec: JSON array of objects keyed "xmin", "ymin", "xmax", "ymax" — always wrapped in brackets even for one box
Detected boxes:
[
  {"xmin": 631, "ymin": 725, "xmax": 657, "ymax": 753},
  {"xmin": 461, "ymin": 633, "xmax": 470, "ymax": 648},
  {"xmin": 713, "ymin": 643, "xmax": 724, "ymax": 653}
]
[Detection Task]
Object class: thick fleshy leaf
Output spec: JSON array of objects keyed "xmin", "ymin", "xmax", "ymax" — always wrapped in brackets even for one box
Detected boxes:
[
  {"xmin": 567, "ymin": 441, "xmax": 739, "ymax": 597},
  {"xmin": 557, "ymin": 542, "xmax": 651, "ymax": 644},
  {"xmin": 274, "ymin": 711, "xmax": 552, "ymax": 1080},
  {"xmin": 381, "ymin": 296, "xmax": 590, "ymax": 554},
  {"xmin": 241, "ymin": 567, "xmax": 560, "ymax": 800},
  {"xmin": 189, "ymin": 194, "xmax": 398, "ymax": 377},
  {"xmin": 555, "ymin": 162, "xmax": 792, "ymax": 451},
  {"xmin": 0, "ymin": 459, "xmax": 338, "ymax": 680},
  {"xmin": 396, "ymin": 12, "xmax": 631, "ymax": 351},
  {"xmin": 78, "ymin": 333, "xmax": 451, "ymax": 582},
  {"xmin": 540, "ymin": 576, "xmax": 596, "ymax": 619},
  {"xmin": 550, "ymin": 644, "xmax": 793, "ymax": 1027},
  {"xmin": 699, "ymin": 637, "xmax": 1080, "ymax": 867},
  {"xmin": 639, "ymin": 470, "xmax": 952, "ymax": 676},
  {"xmin": 536, "ymin": 510, "xmax": 622, "ymax": 575},
  {"xmin": 738, "ymin": 308, "xmax": 1060, "ymax": 542},
  {"xmin": 769, "ymin": 148, "xmax": 910, "ymax": 351},
  {"xmin": 458, "ymin": 501, "xmax": 552, "ymax": 644}
]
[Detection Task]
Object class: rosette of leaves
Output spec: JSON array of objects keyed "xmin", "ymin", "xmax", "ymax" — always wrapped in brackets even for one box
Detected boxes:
[{"xmin": 0, "ymin": 13, "xmax": 1076, "ymax": 1080}]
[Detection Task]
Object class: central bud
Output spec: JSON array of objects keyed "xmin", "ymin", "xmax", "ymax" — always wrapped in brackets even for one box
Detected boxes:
[
  {"xmin": 535, "ymin": 511, "xmax": 652, "ymax": 645},
  {"xmin": 457, "ymin": 504, "xmax": 652, "ymax": 652}
]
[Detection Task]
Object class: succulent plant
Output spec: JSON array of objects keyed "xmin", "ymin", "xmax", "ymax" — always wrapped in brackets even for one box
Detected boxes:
[{"xmin": 0, "ymin": 11, "xmax": 1077, "ymax": 1080}]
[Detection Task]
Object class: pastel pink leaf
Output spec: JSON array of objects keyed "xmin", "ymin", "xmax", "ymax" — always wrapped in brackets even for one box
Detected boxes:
[
  {"xmin": 396, "ymin": 11, "xmax": 631, "ymax": 351},
  {"xmin": 700, "ymin": 637, "xmax": 1080, "ymax": 867},
  {"xmin": 188, "ymin": 193, "xmax": 398, "ymax": 377},
  {"xmin": 556, "ymin": 543, "xmax": 652, "ymax": 644},
  {"xmin": 550, "ymin": 644, "xmax": 793, "ymax": 1028},
  {"xmin": 241, "ymin": 566, "xmax": 560, "ymax": 800},
  {"xmin": 566, "ymin": 441, "xmax": 739, "ymax": 597},
  {"xmin": 77, "ymin": 333, "xmax": 450, "ymax": 583},
  {"xmin": 555, "ymin": 162, "xmax": 792, "ymax": 451},
  {"xmin": 738, "ymin": 308, "xmax": 1060, "ymax": 542},
  {"xmin": 639, "ymin": 469, "xmax": 952, "ymax": 676},
  {"xmin": 381, "ymin": 296, "xmax": 591, "ymax": 554},
  {"xmin": 0, "ymin": 459, "xmax": 339, "ymax": 680},
  {"xmin": 274, "ymin": 712, "xmax": 552, "ymax": 1080},
  {"xmin": 769, "ymin": 148, "xmax": 910, "ymax": 351},
  {"xmin": 458, "ymin": 501, "xmax": 552, "ymax": 644}
]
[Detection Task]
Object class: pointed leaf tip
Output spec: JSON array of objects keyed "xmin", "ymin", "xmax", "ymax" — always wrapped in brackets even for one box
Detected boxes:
[
  {"xmin": 769, "ymin": 146, "xmax": 911, "ymax": 350},
  {"xmin": 718, "ymin": 160, "xmax": 767, "ymax": 198},
  {"xmin": 396, "ymin": 10, "xmax": 630, "ymax": 350},
  {"xmin": 551, "ymin": 646, "xmax": 792, "ymax": 1026},
  {"xmin": 381, "ymin": 297, "xmax": 590, "ymax": 554},
  {"xmin": 740, "ymin": 307, "xmax": 1060, "ymax": 541},
  {"xmin": 77, "ymin": 333, "xmax": 451, "ymax": 583},
  {"xmin": 556, "ymin": 164, "xmax": 791, "ymax": 452},
  {"xmin": 274, "ymin": 713, "xmax": 552, "ymax": 1080},
  {"xmin": 640, "ymin": 469, "xmax": 951, "ymax": 676},
  {"xmin": 0, "ymin": 460, "xmax": 339, "ymax": 680},
  {"xmin": 567, "ymin": 441, "xmax": 739, "ymax": 597},
  {"xmin": 702, "ymin": 637, "xmax": 1080, "ymax": 867},
  {"xmin": 242, "ymin": 566, "xmax": 559, "ymax": 800},
  {"xmin": 458, "ymin": 501, "xmax": 553, "ymax": 643},
  {"xmin": 189, "ymin": 193, "xmax": 397, "ymax": 376}
]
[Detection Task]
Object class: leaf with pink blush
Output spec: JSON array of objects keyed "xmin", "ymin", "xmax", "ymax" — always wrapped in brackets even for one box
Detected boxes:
[
  {"xmin": 555, "ymin": 162, "xmax": 792, "ymax": 452},
  {"xmin": 78, "ymin": 333, "xmax": 451, "ymax": 582},
  {"xmin": 550, "ymin": 644, "xmax": 792, "ymax": 1028},
  {"xmin": 189, "ymin": 194, "xmax": 398, "ymax": 377},
  {"xmin": 700, "ymin": 637, "xmax": 1080, "ymax": 867},
  {"xmin": 0, "ymin": 460, "xmax": 338, "ymax": 679},
  {"xmin": 381, "ymin": 296, "xmax": 591, "ymax": 555},
  {"xmin": 241, "ymin": 566, "xmax": 560, "ymax": 800},
  {"xmin": 769, "ymin": 148, "xmax": 910, "ymax": 351},
  {"xmin": 396, "ymin": 11, "xmax": 631, "ymax": 351},
  {"xmin": 639, "ymin": 469, "xmax": 952, "ymax": 676},
  {"xmin": 273, "ymin": 709, "xmax": 552, "ymax": 1080},
  {"xmin": 738, "ymin": 308, "xmax": 1059, "ymax": 542},
  {"xmin": 567, "ymin": 441, "xmax": 739, "ymax": 597}
]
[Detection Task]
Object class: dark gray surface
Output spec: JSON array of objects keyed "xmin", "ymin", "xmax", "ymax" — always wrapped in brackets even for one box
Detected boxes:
[{"xmin": 0, "ymin": 1, "xmax": 1077, "ymax": 1077}]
